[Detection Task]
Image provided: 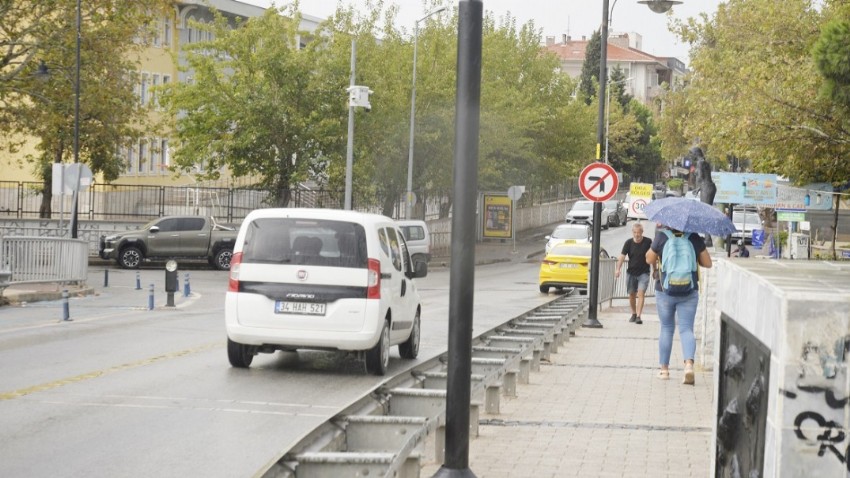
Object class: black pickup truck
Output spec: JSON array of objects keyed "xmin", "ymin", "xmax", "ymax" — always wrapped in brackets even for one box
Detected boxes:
[{"xmin": 99, "ymin": 216, "xmax": 238, "ymax": 270}]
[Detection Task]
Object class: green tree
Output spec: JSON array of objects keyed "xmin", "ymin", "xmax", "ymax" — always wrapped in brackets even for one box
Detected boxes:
[
  {"xmin": 1, "ymin": 0, "xmax": 173, "ymax": 217},
  {"xmin": 813, "ymin": 18, "xmax": 850, "ymax": 106},
  {"xmin": 667, "ymin": 0, "xmax": 850, "ymax": 258},
  {"xmin": 578, "ymin": 30, "xmax": 601, "ymax": 104},
  {"xmin": 159, "ymin": 5, "xmax": 337, "ymax": 207}
]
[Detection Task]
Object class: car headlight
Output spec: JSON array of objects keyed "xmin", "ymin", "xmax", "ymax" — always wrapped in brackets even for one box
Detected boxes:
[{"xmin": 104, "ymin": 235, "xmax": 120, "ymax": 242}]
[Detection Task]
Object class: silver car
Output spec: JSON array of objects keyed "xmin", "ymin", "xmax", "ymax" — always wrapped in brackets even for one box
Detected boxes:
[
  {"xmin": 603, "ymin": 200, "xmax": 627, "ymax": 227},
  {"xmin": 565, "ymin": 200, "xmax": 611, "ymax": 229}
]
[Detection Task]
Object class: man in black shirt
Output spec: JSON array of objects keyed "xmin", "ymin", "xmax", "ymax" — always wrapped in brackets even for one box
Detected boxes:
[{"xmin": 615, "ymin": 222, "xmax": 654, "ymax": 324}]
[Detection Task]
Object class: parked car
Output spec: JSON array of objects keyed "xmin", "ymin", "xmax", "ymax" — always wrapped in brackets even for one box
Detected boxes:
[
  {"xmin": 544, "ymin": 224, "xmax": 591, "ymax": 254},
  {"xmin": 603, "ymin": 200, "xmax": 627, "ymax": 227},
  {"xmin": 565, "ymin": 200, "xmax": 611, "ymax": 229},
  {"xmin": 731, "ymin": 208, "xmax": 762, "ymax": 244},
  {"xmin": 397, "ymin": 220, "xmax": 431, "ymax": 264},
  {"xmin": 99, "ymin": 215, "xmax": 237, "ymax": 270},
  {"xmin": 538, "ymin": 242, "xmax": 609, "ymax": 294},
  {"xmin": 224, "ymin": 208, "xmax": 428, "ymax": 376}
]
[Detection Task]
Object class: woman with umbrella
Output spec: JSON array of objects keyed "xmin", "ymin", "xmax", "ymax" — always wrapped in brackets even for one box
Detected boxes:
[{"xmin": 643, "ymin": 198, "xmax": 734, "ymax": 385}]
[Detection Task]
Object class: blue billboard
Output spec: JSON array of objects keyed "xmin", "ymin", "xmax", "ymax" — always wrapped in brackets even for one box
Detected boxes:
[{"xmin": 711, "ymin": 173, "xmax": 778, "ymax": 205}]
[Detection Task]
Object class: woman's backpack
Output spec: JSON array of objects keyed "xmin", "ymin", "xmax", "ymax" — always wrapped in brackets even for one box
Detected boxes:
[{"xmin": 660, "ymin": 230, "xmax": 697, "ymax": 295}]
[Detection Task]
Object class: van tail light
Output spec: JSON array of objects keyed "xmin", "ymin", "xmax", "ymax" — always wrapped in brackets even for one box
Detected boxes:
[
  {"xmin": 542, "ymin": 259, "xmax": 557, "ymax": 266},
  {"xmin": 228, "ymin": 252, "xmax": 243, "ymax": 292},
  {"xmin": 367, "ymin": 258, "xmax": 381, "ymax": 299}
]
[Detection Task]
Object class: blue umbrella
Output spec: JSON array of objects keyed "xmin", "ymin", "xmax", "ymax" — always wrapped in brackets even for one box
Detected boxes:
[{"xmin": 644, "ymin": 197, "xmax": 737, "ymax": 236}]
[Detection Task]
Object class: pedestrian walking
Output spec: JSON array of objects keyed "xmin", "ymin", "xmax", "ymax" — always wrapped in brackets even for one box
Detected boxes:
[
  {"xmin": 615, "ymin": 222, "xmax": 653, "ymax": 324},
  {"xmin": 645, "ymin": 228, "xmax": 712, "ymax": 385}
]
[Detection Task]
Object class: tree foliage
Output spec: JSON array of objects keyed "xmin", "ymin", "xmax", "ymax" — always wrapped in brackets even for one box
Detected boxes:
[
  {"xmin": 578, "ymin": 30, "xmax": 601, "ymax": 104},
  {"xmin": 664, "ymin": 0, "xmax": 850, "ymax": 256},
  {"xmin": 159, "ymin": 2, "xmax": 597, "ymax": 215},
  {"xmin": 1, "ymin": 0, "xmax": 173, "ymax": 216}
]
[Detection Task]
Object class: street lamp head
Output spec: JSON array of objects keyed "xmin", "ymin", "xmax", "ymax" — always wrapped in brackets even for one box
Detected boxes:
[
  {"xmin": 638, "ymin": 0, "xmax": 682, "ymax": 14},
  {"xmin": 417, "ymin": 6, "xmax": 447, "ymax": 24}
]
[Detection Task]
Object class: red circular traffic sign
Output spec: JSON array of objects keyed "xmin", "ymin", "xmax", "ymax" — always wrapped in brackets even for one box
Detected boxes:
[{"xmin": 578, "ymin": 163, "xmax": 619, "ymax": 202}]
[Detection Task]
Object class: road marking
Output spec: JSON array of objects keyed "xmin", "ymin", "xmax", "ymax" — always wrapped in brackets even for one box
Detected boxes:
[{"xmin": 0, "ymin": 341, "xmax": 222, "ymax": 401}]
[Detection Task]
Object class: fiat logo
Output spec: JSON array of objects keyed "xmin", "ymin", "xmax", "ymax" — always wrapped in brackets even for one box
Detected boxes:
[{"xmin": 296, "ymin": 270, "xmax": 308, "ymax": 281}]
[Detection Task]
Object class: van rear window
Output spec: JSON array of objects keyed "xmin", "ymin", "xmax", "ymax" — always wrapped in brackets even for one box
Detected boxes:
[
  {"xmin": 400, "ymin": 225, "xmax": 425, "ymax": 241},
  {"xmin": 241, "ymin": 218, "xmax": 367, "ymax": 268}
]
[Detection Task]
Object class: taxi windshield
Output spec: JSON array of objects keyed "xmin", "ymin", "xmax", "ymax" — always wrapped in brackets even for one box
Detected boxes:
[{"xmin": 552, "ymin": 228, "xmax": 587, "ymax": 240}]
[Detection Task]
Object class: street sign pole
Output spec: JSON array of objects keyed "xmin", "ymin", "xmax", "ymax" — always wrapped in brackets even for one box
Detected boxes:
[{"xmin": 577, "ymin": 162, "xmax": 619, "ymax": 329}]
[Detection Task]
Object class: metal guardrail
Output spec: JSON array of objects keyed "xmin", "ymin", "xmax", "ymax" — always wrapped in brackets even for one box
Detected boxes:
[
  {"xmin": 0, "ymin": 236, "xmax": 88, "ymax": 286},
  {"xmin": 260, "ymin": 294, "xmax": 589, "ymax": 478},
  {"xmin": 595, "ymin": 258, "xmax": 656, "ymax": 305}
]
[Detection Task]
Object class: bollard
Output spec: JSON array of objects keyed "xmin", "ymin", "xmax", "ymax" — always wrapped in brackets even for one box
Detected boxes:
[
  {"xmin": 62, "ymin": 289, "xmax": 72, "ymax": 321},
  {"xmin": 183, "ymin": 273, "xmax": 190, "ymax": 297},
  {"xmin": 148, "ymin": 284, "xmax": 154, "ymax": 310},
  {"xmin": 135, "ymin": 272, "xmax": 141, "ymax": 290},
  {"xmin": 103, "ymin": 269, "xmax": 109, "ymax": 288}
]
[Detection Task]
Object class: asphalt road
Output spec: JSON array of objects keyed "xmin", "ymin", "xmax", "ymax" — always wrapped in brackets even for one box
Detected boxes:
[{"xmin": 0, "ymin": 260, "xmax": 560, "ymax": 478}]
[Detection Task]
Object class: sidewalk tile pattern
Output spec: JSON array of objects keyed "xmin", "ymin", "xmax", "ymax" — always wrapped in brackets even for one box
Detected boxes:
[{"xmin": 421, "ymin": 305, "xmax": 714, "ymax": 478}]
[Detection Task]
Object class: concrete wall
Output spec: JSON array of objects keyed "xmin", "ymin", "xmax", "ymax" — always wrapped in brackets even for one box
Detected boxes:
[{"xmin": 713, "ymin": 260, "xmax": 850, "ymax": 478}]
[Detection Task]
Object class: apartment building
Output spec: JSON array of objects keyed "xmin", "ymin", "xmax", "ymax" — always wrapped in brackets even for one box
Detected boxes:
[
  {"xmin": 544, "ymin": 32, "xmax": 687, "ymax": 106},
  {"xmin": 3, "ymin": 0, "xmax": 322, "ymax": 187},
  {"xmin": 121, "ymin": 0, "xmax": 322, "ymax": 186}
]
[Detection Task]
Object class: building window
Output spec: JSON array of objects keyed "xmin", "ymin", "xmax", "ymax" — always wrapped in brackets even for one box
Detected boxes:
[
  {"xmin": 163, "ymin": 17, "xmax": 172, "ymax": 46},
  {"xmin": 160, "ymin": 140, "xmax": 169, "ymax": 172},
  {"xmin": 150, "ymin": 139, "xmax": 157, "ymax": 173},
  {"xmin": 140, "ymin": 73, "xmax": 149, "ymax": 105},
  {"xmin": 138, "ymin": 140, "xmax": 147, "ymax": 173}
]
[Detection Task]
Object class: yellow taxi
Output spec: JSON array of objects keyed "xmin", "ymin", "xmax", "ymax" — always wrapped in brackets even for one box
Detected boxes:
[{"xmin": 538, "ymin": 241, "xmax": 609, "ymax": 294}]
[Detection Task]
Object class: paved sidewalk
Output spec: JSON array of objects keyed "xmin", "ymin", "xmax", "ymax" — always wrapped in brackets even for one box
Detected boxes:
[{"xmin": 421, "ymin": 300, "xmax": 715, "ymax": 477}]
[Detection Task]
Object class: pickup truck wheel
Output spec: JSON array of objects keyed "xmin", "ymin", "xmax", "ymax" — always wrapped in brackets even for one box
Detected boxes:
[
  {"xmin": 398, "ymin": 311, "xmax": 420, "ymax": 359},
  {"xmin": 227, "ymin": 338, "xmax": 254, "ymax": 368},
  {"xmin": 213, "ymin": 249, "xmax": 233, "ymax": 270},
  {"xmin": 365, "ymin": 320, "xmax": 390, "ymax": 376},
  {"xmin": 118, "ymin": 247, "xmax": 143, "ymax": 269}
]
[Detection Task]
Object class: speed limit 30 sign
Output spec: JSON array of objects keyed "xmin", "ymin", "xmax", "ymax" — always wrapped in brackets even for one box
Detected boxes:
[{"xmin": 578, "ymin": 163, "xmax": 619, "ymax": 202}]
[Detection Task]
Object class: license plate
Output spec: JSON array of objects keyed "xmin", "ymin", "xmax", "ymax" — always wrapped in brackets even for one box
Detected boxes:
[
  {"xmin": 560, "ymin": 263, "xmax": 578, "ymax": 269},
  {"xmin": 275, "ymin": 301, "xmax": 326, "ymax": 316}
]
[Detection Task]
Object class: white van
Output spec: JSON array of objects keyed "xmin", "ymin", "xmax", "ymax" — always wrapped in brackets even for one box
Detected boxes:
[
  {"xmin": 224, "ymin": 209, "xmax": 428, "ymax": 375},
  {"xmin": 397, "ymin": 220, "xmax": 431, "ymax": 264}
]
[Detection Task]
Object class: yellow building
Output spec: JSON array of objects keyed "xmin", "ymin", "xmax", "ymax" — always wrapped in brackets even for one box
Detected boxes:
[{"xmin": 1, "ymin": 0, "xmax": 322, "ymax": 188}]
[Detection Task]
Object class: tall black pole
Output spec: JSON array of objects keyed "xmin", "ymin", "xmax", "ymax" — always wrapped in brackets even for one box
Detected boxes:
[
  {"xmin": 70, "ymin": 0, "xmax": 81, "ymax": 239},
  {"xmin": 584, "ymin": 0, "xmax": 609, "ymax": 329},
  {"xmin": 433, "ymin": 1, "xmax": 481, "ymax": 477}
]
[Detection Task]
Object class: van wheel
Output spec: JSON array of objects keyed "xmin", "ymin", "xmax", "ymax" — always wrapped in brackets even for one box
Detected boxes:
[
  {"xmin": 227, "ymin": 338, "xmax": 255, "ymax": 368},
  {"xmin": 118, "ymin": 247, "xmax": 143, "ymax": 269},
  {"xmin": 365, "ymin": 320, "xmax": 390, "ymax": 376},
  {"xmin": 213, "ymin": 249, "xmax": 233, "ymax": 270},
  {"xmin": 399, "ymin": 311, "xmax": 420, "ymax": 359},
  {"xmin": 539, "ymin": 285, "xmax": 549, "ymax": 294}
]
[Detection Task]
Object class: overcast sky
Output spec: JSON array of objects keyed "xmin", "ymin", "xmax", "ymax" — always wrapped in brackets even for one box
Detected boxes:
[{"xmin": 240, "ymin": 1, "xmax": 723, "ymax": 65}]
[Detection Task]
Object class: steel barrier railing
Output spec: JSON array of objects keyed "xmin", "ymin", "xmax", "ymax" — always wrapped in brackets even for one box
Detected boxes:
[
  {"xmin": 0, "ymin": 236, "xmax": 88, "ymax": 285},
  {"xmin": 593, "ymin": 258, "xmax": 656, "ymax": 306}
]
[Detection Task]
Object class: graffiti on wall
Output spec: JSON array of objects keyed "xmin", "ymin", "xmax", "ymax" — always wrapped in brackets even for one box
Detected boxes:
[{"xmin": 782, "ymin": 335, "xmax": 850, "ymax": 471}]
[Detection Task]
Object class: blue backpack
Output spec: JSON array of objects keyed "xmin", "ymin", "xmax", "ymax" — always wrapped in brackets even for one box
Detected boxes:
[{"xmin": 660, "ymin": 230, "xmax": 697, "ymax": 296}]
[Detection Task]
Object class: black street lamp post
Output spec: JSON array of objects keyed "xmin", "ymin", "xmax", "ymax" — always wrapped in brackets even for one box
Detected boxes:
[
  {"xmin": 70, "ymin": 0, "xmax": 82, "ymax": 239},
  {"xmin": 584, "ymin": 0, "xmax": 681, "ymax": 328}
]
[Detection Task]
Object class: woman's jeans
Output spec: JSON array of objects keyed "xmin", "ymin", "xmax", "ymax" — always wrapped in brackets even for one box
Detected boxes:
[{"xmin": 656, "ymin": 289, "xmax": 699, "ymax": 366}]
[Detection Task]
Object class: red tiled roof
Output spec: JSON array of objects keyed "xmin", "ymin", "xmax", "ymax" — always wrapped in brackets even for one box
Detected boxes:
[{"xmin": 545, "ymin": 41, "xmax": 663, "ymax": 64}]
